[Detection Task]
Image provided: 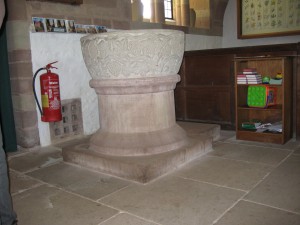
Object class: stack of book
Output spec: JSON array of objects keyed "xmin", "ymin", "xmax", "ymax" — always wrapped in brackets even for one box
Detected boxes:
[
  {"xmin": 237, "ymin": 68, "xmax": 262, "ymax": 84},
  {"xmin": 237, "ymin": 74, "xmax": 247, "ymax": 84}
]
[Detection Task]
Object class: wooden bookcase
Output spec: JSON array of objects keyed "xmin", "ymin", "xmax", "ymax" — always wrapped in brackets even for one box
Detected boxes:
[{"xmin": 234, "ymin": 57, "xmax": 292, "ymax": 144}]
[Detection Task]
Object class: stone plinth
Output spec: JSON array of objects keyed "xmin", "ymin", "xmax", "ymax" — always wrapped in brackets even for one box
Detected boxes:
[
  {"xmin": 63, "ymin": 29, "xmax": 215, "ymax": 183},
  {"xmin": 62, "ymin": 122, "xmax": 220, "ymax": 183}
]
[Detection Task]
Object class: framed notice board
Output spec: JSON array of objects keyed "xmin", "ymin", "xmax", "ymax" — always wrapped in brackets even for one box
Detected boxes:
[{"xmin": 237, "ymin": 0, "xmax": 300, "ymax": 39}]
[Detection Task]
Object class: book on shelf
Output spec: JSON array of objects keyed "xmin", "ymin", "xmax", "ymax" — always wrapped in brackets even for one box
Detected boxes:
[
  {"xmin": 242, "ymin": 68, "xmax": 258, "ymax": 76},
  {"xmin": 246, "ymin": 79, "xmax": 262, "ymax": 82},
  {"xmin": 247, "ymin": 81, "xmax": 262, "ymax": 84},
  {"xmin": 243, "ymin": 68, "xmax": 257, "ymax": 72},
  {"xmin": 246, "ymin": 75, "xmax": 262, "ymax": 78},
  {"xmin": 237, "ymin": 74, "xmax": 246, "ymax": 84},
  {"xmin": 245, "ymin": 74, "xmax": 261, "ymax": 77},
  {"xmin": 237, "ymin": 70, "xmax": 262, "ymax": 84},
  {"xmin": 248, "ymin": 78, "xmax": 262, "ymax": 81},
  {"xmin": 247, "ymin": 78, "xmax": 262, "ymax": 81},
  {"xmin": 245, "ymin": 73, "xmax": 261, "ymax": 76},
  {"xmin": 243, "ymin": 72, "xmax": 258, "ymax": 75},
  {"xmin": 246, "ymin": 79, "xmax": 262, "ymax": 84}
]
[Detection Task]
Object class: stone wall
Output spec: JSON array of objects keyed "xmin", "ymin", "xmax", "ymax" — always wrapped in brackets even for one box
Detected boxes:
[{"xmin": 6, "ymin": 0, "xmax": 37, "ymax": 148}]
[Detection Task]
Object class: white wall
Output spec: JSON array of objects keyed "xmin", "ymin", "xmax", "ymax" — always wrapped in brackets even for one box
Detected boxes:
[
  {"xmin": 30, "ymin": 32, "xmax": 99, "ymax": 146},
  {"xmin": 185, "ymin": 34, "xmax": 222, "ymax": 50},
  {"xmin": 222, "ymin": 0, "xmax": 300, "ymax": 48}
]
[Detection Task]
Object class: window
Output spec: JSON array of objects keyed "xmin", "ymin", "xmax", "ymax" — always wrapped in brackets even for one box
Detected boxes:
[
  {"xmin": 141, "ymin": 0, "xmax": 173, "ymax": 20},
  {"xmin": 141, "ymin": 0, "xmax": 151, "ymax": 19},
  {"xmin": 164, "ymin": 0, "xmax": 173, "ymax": 19}
]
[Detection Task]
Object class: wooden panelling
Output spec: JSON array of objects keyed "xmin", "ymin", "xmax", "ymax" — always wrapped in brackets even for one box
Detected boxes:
[
  {"xmin": 176, "ymin": 52, "xmax": 235, "ymax": 129},
  {"xmin": 176, "ymin": 43, "xmax": 300, "ymax": 138},
  {"xmin": 185, "ymin": 55, "xmax": 233, "ymax": 86},
  {"xmin": 185, "ymin": 87, "xmax": 233, "ymax": 124}
]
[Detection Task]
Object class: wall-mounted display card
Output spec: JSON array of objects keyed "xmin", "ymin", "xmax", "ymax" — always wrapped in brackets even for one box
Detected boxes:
[
  {"xmin": 85, "ymin": 25, "xmax": 97, "ymax": 34},
  {"xmin": 53, "ymin": 19, "xmax": 67, "ymax": 33},
  {"xmin": 75, "ymin": 24, "xmax": 87, "ymax": 33},
  {"xmin": 95, "ymin": 25, "xmax": 107, "ymax": 33},
  {"xmin": 32, "ymin": 17, "xmax": 46, "ymax": 32},
  {"xmin": 66, "ymin": 20, "xmax": 76, "ymax": 33}
]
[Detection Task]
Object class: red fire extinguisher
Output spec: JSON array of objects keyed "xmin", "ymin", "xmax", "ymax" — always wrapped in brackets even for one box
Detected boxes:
[{"xmin": 33, "ymin": 61, "xmax": 62, "ymax": 122}]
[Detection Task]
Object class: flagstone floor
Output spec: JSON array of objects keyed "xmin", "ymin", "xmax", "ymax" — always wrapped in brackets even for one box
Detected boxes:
[{"xmin": 7, "ymin": 122, "xmax": 300, "ymax": 225}]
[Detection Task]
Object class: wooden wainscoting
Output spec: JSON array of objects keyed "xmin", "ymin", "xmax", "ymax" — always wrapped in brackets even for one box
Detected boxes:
[{"xmin": 175, "ymin": 43, "xmax": 300, "ymax": 140}]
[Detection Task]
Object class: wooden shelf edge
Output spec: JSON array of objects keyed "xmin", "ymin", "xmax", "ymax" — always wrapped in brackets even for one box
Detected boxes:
[
  {"xmin": 237, "ymin": 105, "xmax": 282, "ymax": 110},
  {"xmin": 236, "ymin": 130, "xmax": 286, "ymax": 144}
]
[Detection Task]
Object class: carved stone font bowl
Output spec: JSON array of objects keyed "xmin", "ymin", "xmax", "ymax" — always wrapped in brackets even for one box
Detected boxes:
[{"xmin": 80, "ymin": 29, "xmax": 185, "ymax": 79}]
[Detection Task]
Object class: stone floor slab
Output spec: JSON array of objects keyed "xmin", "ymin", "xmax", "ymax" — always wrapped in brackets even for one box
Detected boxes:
[
  {"xmin": 99, "ymin": 176, "xmax": 244, "ymax": 225},
  {"xmin": 215, "ymin": 200, "xmax": 300, "ymax": 225},
  {"xmin": 100, "ymin": 213, "xmax": 158, "ymax": 225},
  {"xmin": 27, "ymin": 162, "xmax": 130, "ymax": 200},
  {"xmin": 245, "ymin": 154, "xmax": 300, "ymax": 213},
  {"xmin": 9, "ymin": 170, "xmax": 42, "ymax": 195},
  {"xmin": 294, "ymin": 147, "xmax": 300, "ymax": 155},
  {"xmin": 13, "ymin": 185, "xmax": 118, "ymax": 225},
  {"xmin": 210, "ymin": 142, "xmax": 291, "ymax": 166},
  {"xmin": 8, "ymin": 147, "xmax": 62, "ymax": 173},
  {"xmin": 174, "ymin": 155, "xmax": 272, "ymax": 191},
  {"xmin": 6, "ymin": 123, "xmax": 300, "ymax": 225}
]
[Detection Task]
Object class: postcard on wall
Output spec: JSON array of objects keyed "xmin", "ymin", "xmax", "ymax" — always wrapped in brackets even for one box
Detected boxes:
[
  {"xmin": 45, "ymin": 18, "xmax": 55, "ymax": 32},
  {"xmin": 32, "ymin": 17, "xmax": 46, "ymax": 32},
  {"xmin": 238, "ymin": 0, "xmax": 300, "ymax": 38},
  {"xmin": 66, "ymin": 20, "xmax": 76, "ymax": 33},
  {"xmin": 95, "ymin": 25, "xmax": 107, "ymax": 33},
  {"xmin": 85, "ymin": 25, "xmax": 97, "ymax": 34},
  {"xmin": 75, "ymin": 24, "xmax": 87, "ymax": 33},
  {"xmin": 53, "ymin": 19, "xmax": 67, "ymax": 33}
]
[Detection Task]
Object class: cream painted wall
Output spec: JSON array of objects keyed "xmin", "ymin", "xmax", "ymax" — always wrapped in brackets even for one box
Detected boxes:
[
  {"xmin": 222, "ymin": 0, "xmax": 300, "ymax": 48},
  {"xmin": 30, "ymin": 32, "xmax": 99, "ymax": 146},
  {"xmin": 185, "ymin": 34, "xmax": 222, "ymax": 50}
]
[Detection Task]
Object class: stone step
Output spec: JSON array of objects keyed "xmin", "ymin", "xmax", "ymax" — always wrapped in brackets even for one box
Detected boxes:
[{"xmin": 62, "ymin": 122, "xmax": 220, "ymax": 183}]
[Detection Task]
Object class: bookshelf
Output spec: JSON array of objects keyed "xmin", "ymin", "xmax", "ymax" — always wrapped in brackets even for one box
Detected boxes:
[{"xmin": 234, "ymin": 57, "xmax": 292, "ymax": 144}]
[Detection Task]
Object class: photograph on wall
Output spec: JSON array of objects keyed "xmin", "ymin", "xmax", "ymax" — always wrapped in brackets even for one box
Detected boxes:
[
  {"xmin": 53, "ymin": 19, "xmax": 67, "ymax": 33},
  {"xmin": 95, "ymin": 25, "xmax": 107, "ymax": 33},
  {"xmin": 238, "ymin": 0, "xmax": 300, "ymax": 38},
  {"xmin": 75, "ymin": 24, "xmax": 87, "ymax": 33},
  {"xmin": 45, "ymin": 18, "xmax": 55, "ymax": 32},
  {"xmin": 85, "ymin": 25, "xmax": 97, "ymax": 34},
  {"xmin": 32, "ymin": 17, "xmax": 46, "ymax": 32},
  {"xmin": 66, "ymin": 20, "xmax": 76, "ymax": 33}
]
